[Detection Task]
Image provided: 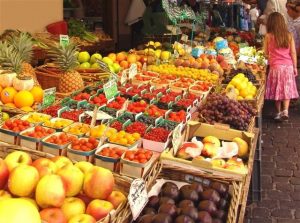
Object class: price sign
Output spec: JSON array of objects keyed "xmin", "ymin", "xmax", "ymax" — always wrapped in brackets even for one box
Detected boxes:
[
  {"xmin": 103, "ymin": 80, "xmax": 118, "ymax": 100},
  {"xmin": 59, "ymin": 35, "xmax": 69, "ymax": 47},
  {"xmin": 120, "ymin": 70, "xmax": 127, "ymax": 86},
  {"xmin": 181, "ymin": 34, "xmax": 189, "ymax": 42},
  {"xmin": 128, "ymin": 179, "xmax": 148, "ymax": 220},
  {"xmin": 172, "ymin": 123, "xmax": 183, "ymax": 155},
  {"xmin": 129, "ymin": 63, "xmax": 137, "ymax": 79},
  {"xmin": 42, "ymin": 87, "xmax": 56, "ymax": 109}
]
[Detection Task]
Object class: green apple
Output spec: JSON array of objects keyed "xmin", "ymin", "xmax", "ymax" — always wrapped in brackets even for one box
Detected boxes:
[
  {"xmin": 90, "ymin": 53, "xmax": 102, "ymax": 64},
  {"xmin": 80, "ymin": 62, "xmax": 91, "ymax": 69},
  {"xmin": 2, "ymin": 112, "xmax": 9, "ymax": 121},
  {"xmin": 112, "ymin": 63, "xmax": 121, "ymax": 73},
  {"xmin": 108, "ymin": 64, "xmax": 115, "ymax": 73},
  {"xmin": 78, "ymin": 51, "xmax": 90, "ymax": 63},
  {"xmin": 91, "ymin": 63, "xmax": 100, "ymax": 69},
  {"xmin": 102, "ymin": 57, "xmax": 114, "ymax": 66}
]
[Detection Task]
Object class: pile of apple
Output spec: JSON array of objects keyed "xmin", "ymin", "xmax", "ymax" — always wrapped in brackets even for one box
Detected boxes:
[{"xmin": 0, "ymin": 152, "xmax": 126, "ymax": 223}]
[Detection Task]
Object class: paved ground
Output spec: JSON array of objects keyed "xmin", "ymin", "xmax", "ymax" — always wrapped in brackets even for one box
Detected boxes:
[{"xmin": 245, "ymin": 100, "xmax": 300, "ymax": 223}]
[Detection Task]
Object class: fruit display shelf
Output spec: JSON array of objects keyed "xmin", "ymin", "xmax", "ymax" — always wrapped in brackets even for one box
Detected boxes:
[{"xmin": 160, "ymin": 122, "xmax": 257, "ymax": 181}]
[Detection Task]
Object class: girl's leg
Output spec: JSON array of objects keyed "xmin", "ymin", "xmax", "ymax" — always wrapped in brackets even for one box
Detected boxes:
[
  {"xmin": 282, "ymin": 100, "xmax": 290, "ymax": 111},
  {"xmin": 281, "ymin": 99, "xmax": 290, "ymax": 120},
  {"xmin": 274, "ymin": 100, "xmax": 282, "ymax": 120}
]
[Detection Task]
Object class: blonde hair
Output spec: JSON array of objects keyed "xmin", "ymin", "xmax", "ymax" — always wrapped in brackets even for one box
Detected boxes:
[{"xmin": 266, "ymin": 12, "xmax": 290, "ymax": 48}]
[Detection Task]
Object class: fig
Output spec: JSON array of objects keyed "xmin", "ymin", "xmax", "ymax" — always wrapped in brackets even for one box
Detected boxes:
[
  {"xmin": 137, "ymin": 214, "xmax": 154, "ymax": 223},
  {"xmin": 211, "ymin": 182, "xmax": 228, "ymax": 195},
  {"xmin": 152, "ymin": 213, "xmax": 173, "ymax": 223},
  {"xmin": 212, "ymin": 219, "xmax": 223, "ymax": 223},
  {"xmin": 158, "ymin": 203, "xmax": 177, "ymax": 217},
  {"xmin": 179, "ymin": 185, "xmax": 199, "ymax": 203},
  {"xmin": 213, "ymin": 209, "xmax": 226, "ymax": 220},
  {"xmin": 178, "ymin": 200, "xmax": 195, "ymax": 208},
  {"xmin": 198, "ymin": 211, "xmax": 213, "ymax": 223},
  {"xmin": 180, "ymin": 206, "xmax": 198, "ymax": 220},
  {"xmin": 160, "ymin": 182, "xmax": 179, "ymax": 200},
  {"xmin": 159, "ymin": 197, "xmax": 175, "ymax": 206},
  {"xmin": 190, "ymin": 183, "xmax": 203, "ymax": 193},
  {"xmin": 218, "ymin": 198, "xmax": 228, "ymax": 210},
  {"xmin": 147, "ymin": 196, "xmax": 160, "ymax": 209},
  {"xmin": 142, "ymin": 207, "xmax": 156, "ymax": 215},
  {"xmin": 201, "ymin": 189, "xmax": 220, "ymax": 203},
  {"xmin": 198, "ymin": 200, "xmax": 217, "ymax": 214},
  {"xmin": 175, "ymin": 215, "xmax": 195, "ymax": 223}
]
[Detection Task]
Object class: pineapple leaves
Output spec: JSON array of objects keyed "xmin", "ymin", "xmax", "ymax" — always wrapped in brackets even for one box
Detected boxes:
[
  {"xmin": 0, "ymin": 41, "xmax": 22, "ymax": 73},
  {"xmin": 46, "ymin": 43, "xmax": 79, "ymax": 72}
]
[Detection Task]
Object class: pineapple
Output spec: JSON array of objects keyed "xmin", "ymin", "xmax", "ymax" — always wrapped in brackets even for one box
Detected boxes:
[
  {"xmin": 6, "ymin": 32, "xmax": 39, "ymax": 86},
  {"xmin": 47, "ymin": 43, "xmax": 84, "ymax": 93},
  {"xmin": 0, "ymin": 40, "xmax": 34, "ymax": 91}
]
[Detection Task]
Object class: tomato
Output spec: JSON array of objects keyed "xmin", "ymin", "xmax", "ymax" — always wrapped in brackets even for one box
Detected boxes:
[
  {"xmin": 138, "ymin": 154, "xmax": 146, "ymax": 160},
  {"xmin": 125, "ymin": 151, "xmax": 135, "ymax": 160},
  {"xmin": 73, "ymin": 145, "xmax": 80, "ymax": 150},
  {"xmin": 81, "ymin": 146, "xmax": 89, "ymax": 151},
  {"xmin": 86, "ymin": 142, "xmax": 94, "ymax": 149},
  {"xmin": 101, "ymin": 151, "xmax": 110, "ymax": 157},
  {"xmin": 35, "ymin": 126, "xmax": 42, "ymax": 132},
  {"xmin": 47, "ymin": 129, "xmax": 55, "ymax": 134},
  {"xmin": 111, "ymin": 153, "xmax": 119, "ymax": 159},
  {"xmin": 139, "ymin": 158, "xmax": 148, "ymax": 164},
  {"xmin": 116, "ymin": 149, "xmax": 124, "ymax": 156},
  {"xmin": 88, "ymin": 137, "xmax": 96, "ymax": 144}
]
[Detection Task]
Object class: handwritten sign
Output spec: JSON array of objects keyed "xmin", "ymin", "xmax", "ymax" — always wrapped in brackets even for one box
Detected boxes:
[
  {"xmin": 172, "ymin": 123, "xmax": 183, "ymax": 155},
  {"xmin": 42, "ymin": 87, "xmax": 56, "ymax": 108},
  {"xmin": 129, "ymin": 63, "xmax": 137, "ymax": 79},
  {"xmin": 59, "ymin": 35, "xmax": 69, "ymax": 47},
  {"xmin": 120, "ymin": 70, "xmax": 127, "ymax": 86},
  {"xmin": 103, "ymin": 80, "xmax": 118, "ymax": 100},
  {"xmin": 181, "ymin": 34, "xmax": 189, "ymax": 42},
  {"xmin": 128, "ymin": 179, "xmax": 148, "ymax": 220}
]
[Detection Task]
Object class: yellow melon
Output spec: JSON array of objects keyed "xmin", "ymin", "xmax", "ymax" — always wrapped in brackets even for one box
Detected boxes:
[{"xmin": 13, "ymin": 91, "xmax": 34, "ymax": 108}]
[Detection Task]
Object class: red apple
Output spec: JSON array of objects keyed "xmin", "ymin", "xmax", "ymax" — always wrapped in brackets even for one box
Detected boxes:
[
  {"xmin": 86, "ymin": 199, "xmax": 114, "ymax": 221},
  {"xmin": 83, "ymin": 166, "xmax": 114, "ymax": 199},
  {"xmin": 68, "ymin": 214, "xmax": 96, "ymax": 223},
  {"xmin": 4, "ymin": 151, "xmax": 32, "ymax": 172},
  {"xmin": 32, "ymin": 158, "xmax": 57, "ymax": 178},
  {"xmin": 107, "ymin": 191, "xmax": 126, "ymax": 209},
  {"xmin": 0, "ymin": 158, "xmax": 9, "ymax": 189},
  {"xmin": 40, "ymin": 208, "xmax": 67, "ymax": 223},
  {"xmin": 177, "ymin": 142, "xmax": 202, "ymax": 159}
]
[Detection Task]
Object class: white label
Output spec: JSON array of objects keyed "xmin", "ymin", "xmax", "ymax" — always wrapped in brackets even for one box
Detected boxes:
[
  {"xmin": 128, "ymin": 179, "xmax": 148, "ymax": 220},
  {"xmin": 129, "ymin": 63, "xmax": 137, "ymax": 79},
  {"xmin": 172, "ymin": 123, "xmax": 183, "ymax": 155},
  {"xmin": 181, "ymin": 34, "xmax": 189, "ymax": 42},
  {"xmin": 120, "ymin": 70, "xmax": 127, "ymax": 86}
]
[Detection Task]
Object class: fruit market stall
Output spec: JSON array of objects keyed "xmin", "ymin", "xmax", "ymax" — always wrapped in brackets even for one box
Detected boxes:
[{"xmin": 0, "ymin": 23, "xmax": 266, "ymax": 223}]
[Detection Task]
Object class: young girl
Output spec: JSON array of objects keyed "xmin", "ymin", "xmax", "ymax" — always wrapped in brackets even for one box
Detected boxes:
[{"xmin": 264, "ymin": 12, "xmax": 299, "ymax": 121}]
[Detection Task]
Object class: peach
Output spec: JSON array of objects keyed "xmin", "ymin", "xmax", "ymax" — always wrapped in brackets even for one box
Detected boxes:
[
  {"xmin": 86, "ymin": 199, "xmax": 114, "ymax": 221},
  {"xmin": 57, "ymin": 164, "xmax": 84, "ymax": 197},
  {"xmin": 83, "ymin": 166, "xmax": 114, "ymax": 199},
  {"xmin": 35, "ymin": 174, "xmax": 66, "ymax": 208}
]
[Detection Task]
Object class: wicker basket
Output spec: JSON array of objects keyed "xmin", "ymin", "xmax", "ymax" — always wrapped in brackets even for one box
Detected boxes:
[{"xmin": 0, "ymin": 142, "xmax": 130, "ymax": 223}]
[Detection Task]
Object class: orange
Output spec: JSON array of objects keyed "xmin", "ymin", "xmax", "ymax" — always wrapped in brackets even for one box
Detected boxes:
[
  {"xmin": 127, "ymin": 54, "xmax": 137, "ymax": 63},
  {"xmin": 21, "ymin": 106, "xmax": 34, "ymax": 112},
  {"xmin": 0, "ymin": 86, "xmax": 2, "ymax": 94},
  {"xmin": 120, "ymin": 60, "xmax": 129, "ymax": 69},
  {"xmin": 108, "ymin": 53, "xmax": 117, "ymax": 62},
  {"xmin": 30, "ymin": 86, "xmax": 44, "ymax": 103},
  {"xmin": 13, "ymin": 90, "xmax": 34, "ymax": 108},
  {"xmin": 4, "ymin": 103, "xmax": 16, "ymax": 108},
  {"xmin": 116, "ymin": 52, "xmax": 126, "ymax": 62},
  {"xmin": 1, "ymin": 87, "xmax": 17, "ymax": 104}
]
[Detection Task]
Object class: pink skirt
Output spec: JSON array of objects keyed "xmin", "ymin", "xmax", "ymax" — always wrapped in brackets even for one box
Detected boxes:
[{"xmin": 265, "ymin": 64, "xmax": 299, "ymax": 100}]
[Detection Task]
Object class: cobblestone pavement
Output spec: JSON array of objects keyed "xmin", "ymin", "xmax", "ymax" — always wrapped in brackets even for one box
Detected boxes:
[{"xmin": 245, "ymin": 100, "xmax": 300, "ymax": 223}]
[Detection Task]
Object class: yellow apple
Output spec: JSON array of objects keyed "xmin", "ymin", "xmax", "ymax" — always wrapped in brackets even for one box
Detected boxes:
[
  {"xmin": 68, "ymin": 214, "xmax": 96, "ymax": 223},
  {"xmin": 35, "ymin": 174, "xmax": 66, "ymax": 208},
  {"xmin": 202, "ymin": 136, "xmax": 221, "ymax": 147},
  {"xmin": 83, "ymin": 166, "xmax": 114, "ymax": 199},
  {"xmin": 232, "ymin": 137, "xmax": 249, "ymax": 158},
  {"xmin": 160, "ymin": 51, "xmax": 171, "ymax": 60},
  {"xmin": 0, "ymin": 190, "xmax": 11, "ymax": 200},
  {"xmin": 21, "ymin": 197, "xmax": 39, "ymax": 210},
  {"xmin": 32, "ymin": 158, "xmax": 57, "ymax": 178},
  {"xmin": 8, "ymin": 164, "xmax": 39, "ymax": 197},
  {"xmin": 86, "ymin": 199, "xmax": 114, "ymax": 221},
  {"xmin": 74, "ymin": 161, "xmax": 93, "ymax": 175},
  {"xmin": 0, "ymin": 198, "xmax": 41, "ymax": 223},
  {"xmin": 4, "ymin": 151, "xmax": 32, "ymax": 172},
  {"xmin": 107, "ymin": 191, "xmax": 126, "ymax": 209},
  {"xmin": 51, "ymin": 156, "xmax": 73, "ymax": 169},
  {"xmin": 57, "ymin": 165, "xmax": 84, "ymax": 197},
  {"xmin": 61, "ymin": 197, "xmax": 86, "ymax": 221}
]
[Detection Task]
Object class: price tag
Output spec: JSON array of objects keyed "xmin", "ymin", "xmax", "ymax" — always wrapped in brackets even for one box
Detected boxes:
[
  {"xmin": 59, "ymin": 35, "xmax": 69, "ymax": 47},
  {"xmin": 181, "ymin": 34, "xmax": 189, "ymax": 42},
  {"xmin": 103, "ymin": 80, "xmax": 118, "ymax": 100},
  {"xmin": 42, "ymin": 87, "xmax": 56, "ymax": 108},
  {"xmin": 120, "ymin": 70, "xmax": 127, "ymax": 86},
  {"xmin": 128, "ymin": 179, "xmax": 148, "ymax": 220},
  {"xmin": 129, "ymin": 63, "xmax": 137, "ymax": 79},
  {"xmin": 172, "ymin": 123, "xmax": 183, "ymax": 155}
]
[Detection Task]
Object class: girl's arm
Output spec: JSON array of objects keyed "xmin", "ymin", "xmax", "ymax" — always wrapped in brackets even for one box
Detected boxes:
[
  {"xmin": 290, "ymin": 34, "xmax": 298, "ymax": 76},
  {"xmin": 263, "ymin": 34, "xmax": 269, "ymax": 58}
]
